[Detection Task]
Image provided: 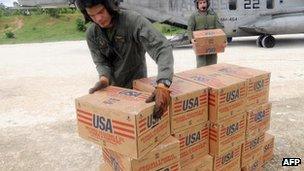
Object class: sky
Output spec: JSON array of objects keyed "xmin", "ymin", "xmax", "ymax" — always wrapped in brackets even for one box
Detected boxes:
[{"xmin": 0, "ymin": 0, "xmax": 16, "ymax": 7}]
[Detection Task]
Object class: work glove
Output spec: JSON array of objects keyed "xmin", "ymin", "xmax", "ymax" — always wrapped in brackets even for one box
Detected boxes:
[
  {"xmin": 145, "ymin": 84, "xmax": 171, "ymax": 119},
  {"xmin": 89, "ymin": 76, "xmax": 109, "ymax": 94}
]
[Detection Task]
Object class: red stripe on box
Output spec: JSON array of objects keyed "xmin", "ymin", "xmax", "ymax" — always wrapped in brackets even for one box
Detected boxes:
[
  {"xmin": 200, "ymin": 101, "xmax": 207, "ymax": 105},
  {"xmin": 77, "ymin": 114, "xmax": 91, "ymax": 121},
  {"xmin": 209, "ymin": 133, "xmax": 218, "ymax": 139},
  {"xmin": 114, "ymin": 131, "xmax": 135, "ymax": 140},
  {"xmin": 139, "ymin": 118, "xmax": 146, "ymax": 124},
  {"xmin": 174, "ymin": 101, "xmax": 182, "ymax": 105},
  {"xmin": 202, "ymin": 135, "xmax": 209, "ymax": 139},
  {"xmin": 209, "ymin": 102, "xmax": 215, "ymax": 106},
  {"xmin": 139, "ymin": 122, "xmax": 146, "ymax": 129},
  {"xmin": 103, "ymin": 155, "xmax": 112, "ymax": 166},
  {"xmin": 76, "ymin": 109, "xmax": 92, "ymax": 116},
  {"xmin": 202, "ymin": 132, "xmax": 209, "ymax": 136},
  {"xmin": 171, "ymin": 163, "xmax": 179, "ymax": 169},
  {"xmin": 78, "ymin": 118, "xmax": 91, "ymax": 126},
  {"xmin": 200, "ymin": 97, "xmax": 207, "ymax": 101},
  {"xmin": 201, "ymin": 130, "xmax": 209, "ymax": 134},
  {"xmin": 199, "ymin": 96, "xmax": 208, "ymax": 100},
  {"xmin": 210, "ymin": 129, "xmax": 217, "ymax": 133},
  {"xmin": 209, "ymin": 98, "xmax": 215, "ymax": 102},
  {"xmin": 209, "ymin": 97, "xmax": 215, "ymax": 102},
  {"xmin": 202, "ymin": 130, "xmax": 209, "ymax": 134},
  {"xmin": 113, "ymin": 125, "xmax": 134, "ymax": 134},
  {"xmin": 140, "ymin": 128, "xmax": 147, "ymax": 133},
  {"xmin": 102, "ymin": 150, "xmax": 112, "ymax": 162},
  {"xmin": 209, "ymin": 135, "xmax": 217, "ymax": 140},
  {"xmin": 112, "ymin": 120, "xmax": 134, "ymax": 128}
]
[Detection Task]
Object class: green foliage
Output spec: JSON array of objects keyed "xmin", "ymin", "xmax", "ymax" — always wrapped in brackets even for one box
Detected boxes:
[
  {"xmin": 33, "ymin": 7, "xmax": 45, "ymax": 15},
  {"xmin": 0, "ymin": 13, "xmax": 183, "ymax": 44},
  {"xmin": 76, "ymin": 18, "xmax": 87, "ymax": 32},
  {"xmin": 153, "ymin": 22, "xmax": 185, "ymax": 35},
  {"xmin": 47, "ymin": 8, "xmax": 60, "ymax": 18},
  {"xmin": 60, "ymin": 8, "xmax": 76, "ymax": 14},
  {"xmin": 0, "ymin": 14, "xmax": 86, "ymax": 44},
  {"xmin": 5, "ymin": 31, "xmax": 15, "ymax": 39}
]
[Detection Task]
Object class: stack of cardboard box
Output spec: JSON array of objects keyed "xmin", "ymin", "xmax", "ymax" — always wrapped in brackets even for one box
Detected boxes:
[
  {"xmin": 204, "ymin": 63, "xmax": 275, "ymax": 170},
  {"xmin": 175, "ymin": 67, "xmax": 246, "ymax": 171},
  {"xmin": 75, "ymin": 86, "xmax": 180, "ymax": 170},
  {"xmin": 133, "ymin": 76, "xmax": 210, "ymax": 169},
  {"xmin": 75, "ymin": 63, "xmax": 275, "ymax": 171}
]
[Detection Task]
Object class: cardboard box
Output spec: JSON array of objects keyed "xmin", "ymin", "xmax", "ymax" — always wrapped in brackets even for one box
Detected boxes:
[
  {"xmin": 213, "ymin": 145, "xmax": 242, "ymax": 171},
  {"xmin": 241, "ymin": 153, "xmax": 263, "ymax": 171},
  {"xmin": 241, "ymin": 133, "xmax": 265, "ymax": 167},
  {"xmin": 175, "ymin": 68, "xmax": 247, "ymax": 123},
  {"xmin": 210, "ymin": 114, "xmax": 246, "ymax": 156},
  {"xmin": 76, "ymin": 86, "xmax": 170, "ymax": 159},
  {"xmin": 206, "ymin": 63, "xmax": 271, "ymax": 108},
  {"xmin": 246, "ymin": 103, "xmax": 271, "ymax": 140},
  {"xmin": 263, "ymin": 132, "xmax": 275, "ymax": 164},
  {"xmin": 175, "ymin": 122, "xmax": 209, "ymax": 168},
  {"xmin": 192, "ymin": 29, "xmax": 227, "ymax": 55},
  {"xmin": 102, "ymin": 136, "xmax": 180, "ymax": 171},
  {"xmin": 133, "ymin": 76, "xmax": 208, "ymax": 134},
  {"xmin": 181, "ymin": 154, "xmax": 213, "ymax": 171}
]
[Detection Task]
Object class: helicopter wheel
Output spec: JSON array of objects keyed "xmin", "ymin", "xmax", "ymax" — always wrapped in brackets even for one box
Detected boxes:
[
  {"xmin": 261, "ymin": 35, "xmax": 276, "ymax": 48},
  {"xmin": 256, "ymin": 35, "xmax": 264, "ymax": 47}
]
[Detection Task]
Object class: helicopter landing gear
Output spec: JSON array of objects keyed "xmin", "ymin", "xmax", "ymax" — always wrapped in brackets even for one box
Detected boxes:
[{"xmin": 256, "ymin": 35, "xmax": 276, "ymax": 48}]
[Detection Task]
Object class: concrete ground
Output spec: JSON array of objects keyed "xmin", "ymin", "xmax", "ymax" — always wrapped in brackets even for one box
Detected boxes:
[{"xmin": 0, "ymin": 34, "xmax": 304, "ymax": 171}]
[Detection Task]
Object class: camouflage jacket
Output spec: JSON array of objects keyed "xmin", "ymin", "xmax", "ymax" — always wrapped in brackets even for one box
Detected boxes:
[
  {"xmin": 187, "ymin": 9, "xmax": 224, "ymax": 40},
  {"xmin": 86, "ymin": 10, "xmax": 174, "ymax": 88}
]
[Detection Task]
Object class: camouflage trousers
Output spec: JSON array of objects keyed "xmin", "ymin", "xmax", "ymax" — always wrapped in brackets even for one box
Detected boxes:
[{"xmin": 196, "ymin": 54, "xmax": 218, "ymax": 68}]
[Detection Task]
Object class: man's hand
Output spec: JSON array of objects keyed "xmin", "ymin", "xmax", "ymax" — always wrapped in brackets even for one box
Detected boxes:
[
  {"xmin": 145, "ymin": 83, "xmax": 171, "ymax": 119},
  {"xmin": 89, "ymin": 76, "xmax": 109, "ymax": 94}
]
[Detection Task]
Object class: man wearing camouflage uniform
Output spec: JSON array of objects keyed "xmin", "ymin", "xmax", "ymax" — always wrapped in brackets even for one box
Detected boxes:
[
  {"xmin": 76, "ymin": 0, "xmax": 173, "ymax": 118},
  {"xmin": 188, "ymin": 0, "xmax": 224, "ymax": 68}
]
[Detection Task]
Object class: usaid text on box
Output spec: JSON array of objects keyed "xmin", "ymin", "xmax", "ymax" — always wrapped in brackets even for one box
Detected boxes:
[{"xmin": 282, "ymin": 158, "xmax": 301, "ymax": 166}]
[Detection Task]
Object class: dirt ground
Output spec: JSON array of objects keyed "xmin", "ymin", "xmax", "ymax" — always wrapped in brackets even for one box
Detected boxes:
[{"xmin": 0, "ymin": 34, "xmax": 304, "ymax": 171}]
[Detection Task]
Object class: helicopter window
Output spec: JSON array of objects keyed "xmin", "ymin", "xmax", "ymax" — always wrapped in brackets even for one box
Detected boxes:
[
  {"xmin": 229, "ymin": 0, "xmax": 237, "ymax": 10},
  {"xmin": 267, "ymin": 0, "xmax": 274, "ymax": 9}
]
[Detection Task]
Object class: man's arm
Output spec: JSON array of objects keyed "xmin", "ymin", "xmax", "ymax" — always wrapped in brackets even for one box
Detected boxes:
[
  {"xmin": 132, "ymin": 14, "xmax": 174, "ymax": 83},
  {"xmin": 86, "ymin": 27, "xmax": 113, "ymax": 81}
]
